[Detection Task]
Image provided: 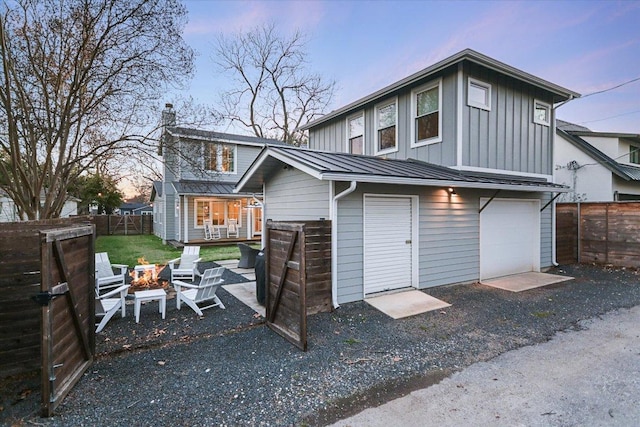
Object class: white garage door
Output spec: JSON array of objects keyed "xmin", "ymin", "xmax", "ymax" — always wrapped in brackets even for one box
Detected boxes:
[
  {"xmin": 480, "ymin": 199, "xmax": 540, "ymax": 280},
  {"xmin": 364, "ymin": 195, "xmax": 415, "ymax": 295}
]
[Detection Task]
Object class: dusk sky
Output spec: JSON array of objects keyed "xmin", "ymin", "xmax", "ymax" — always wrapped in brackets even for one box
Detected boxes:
[{"xmin": 178, "ymin": 0, "xmax": 640, "ymax": 133}]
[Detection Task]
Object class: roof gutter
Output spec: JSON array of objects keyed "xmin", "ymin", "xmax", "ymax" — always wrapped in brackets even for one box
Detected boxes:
[{"xmin": 331, "ymin": 181, "xmax": 357, "ymax": 309}]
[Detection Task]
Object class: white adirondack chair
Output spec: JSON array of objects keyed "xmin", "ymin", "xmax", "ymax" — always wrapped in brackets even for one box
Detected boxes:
[
  {"xmin": 95, "ymin": 284, "xmax": 130, "ymax": 333},
  {"xmin": 227, "ymin": 218, "xmax": 239, "ymax": 238},
  {"xmin": 168, "ymin": 246, "xmax": 202, "ymax": 282},
  {"xmin": 95, "ymin": 252, "xmax": 128, "ymax": 294},
  {"xmin": 173, "ymin": 267, "xmax": 226, "ymax": 316}
]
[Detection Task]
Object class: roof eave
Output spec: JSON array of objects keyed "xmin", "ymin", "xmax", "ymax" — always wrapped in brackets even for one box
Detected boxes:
[
  {"xmin": 319, "ymin": 173, "xmax": 570, "ymax": 192},
  {"xmin": 298, "ymin": 49, "xmax": 579, "ymax": 131}
]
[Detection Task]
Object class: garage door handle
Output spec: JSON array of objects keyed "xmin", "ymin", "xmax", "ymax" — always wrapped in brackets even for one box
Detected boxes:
[{"xmin": 405, "ymin": 240, "xmax": 412, "ymax": 244}]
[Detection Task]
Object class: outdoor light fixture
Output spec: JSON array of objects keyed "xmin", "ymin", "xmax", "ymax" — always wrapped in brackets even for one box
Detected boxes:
[{"xmin": 448, "ymin": 187, "xmax": 457, "ymax": 195}]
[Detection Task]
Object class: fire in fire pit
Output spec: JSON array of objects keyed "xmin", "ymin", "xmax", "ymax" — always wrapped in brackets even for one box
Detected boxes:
[{"xmin": 129, "ymin": 258, "xmax": 167, "ymax": 292}]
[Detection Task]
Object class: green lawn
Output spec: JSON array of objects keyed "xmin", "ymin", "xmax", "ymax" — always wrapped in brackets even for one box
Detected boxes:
[{"xmin": 95, "ymin": 235, "xmax": 254, "ymax": 266}]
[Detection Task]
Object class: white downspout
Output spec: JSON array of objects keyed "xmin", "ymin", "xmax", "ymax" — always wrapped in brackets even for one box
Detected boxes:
[
  {"xmin": 331, "ymin": 181, "xmax": 357, "ymax": 309},
  {"xmin": 552, "ymin": 198, "xmax": 558, "ymax": 266}
]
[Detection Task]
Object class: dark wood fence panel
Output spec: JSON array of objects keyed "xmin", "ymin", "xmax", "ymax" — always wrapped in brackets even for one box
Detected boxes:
[
  {"xmin": 265, "ymin": 220, "xmax": 331, "ymax": 351},
  {"xmin": 0, "ymin": 217, "xmax": 93, "ymax": 378},
  {"xmin": 40, "ymin": 226, "xmax": 94, "ymax": 416},
  {"xmin": 556, "ymin": 203, "xmax": 578, "ymax": 264},
  {"xmin": 556, "ymin": 202, "xmax": 640, "ymax": 268}
]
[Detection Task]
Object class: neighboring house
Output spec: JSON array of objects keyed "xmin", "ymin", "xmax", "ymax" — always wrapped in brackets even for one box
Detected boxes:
[
  {"xmin": 119, "ymin": 202, "xmax": 153, "ymax": 215},
  {"xmin": 0, "ymin": 188, "xmax": 78, "ymax": 221},
  {"xmin": 555, "ymin": 120, "xmax": 640, "ymax": 201},
  {"xmin": 236, "ymin": 49, "xmax": 577, "ymax": 306},
  {"xmin": 151, "ymin": 104, "xmax": 282, "ymax": 243}
]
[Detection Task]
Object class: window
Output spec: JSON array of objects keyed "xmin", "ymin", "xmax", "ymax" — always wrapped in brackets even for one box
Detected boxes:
[
  {"xmin": 375, "ymin": 99, "xmax": 397, "ymax": 154},
  {"xmin": 467, "ymin": 78, "xmax": 491, "ymax": 111},
  {"xmin": 194, "ymin": 199, "xmax": 242, "ymax": 227},
  {"xmin": 205, "ymin": 143, "xmax": 236, "ymax": 173},
  {"xmin": 630, "ymin": 146, "xmax": 640, "ymax": 164},
  {"xmin": 347, "ymin": 114, "xmax": 364, "ymax": 155},
  {"xmin": 411, "ymin": 80, "xmax": 442, "ymax": 146},
  {"xmin": 533, "ymin": 100, "xmax": 551, "ymax": 126}
]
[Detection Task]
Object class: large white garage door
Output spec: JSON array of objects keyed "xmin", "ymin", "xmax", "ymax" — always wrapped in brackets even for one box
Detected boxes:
[
  {"xmin": 364, "ymin": 195, "xmax": 415, "ymax": 295},
  {"xmin": 480, "ymin": 199, "xmax": 540, "ymax": 280}
]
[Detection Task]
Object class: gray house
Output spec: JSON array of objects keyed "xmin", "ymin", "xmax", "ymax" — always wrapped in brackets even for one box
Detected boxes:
[
  {"xmin": 151, "ymin": 104, "xmax": 282, "ymax": 244},
  {"xmin": 236, "ymin": 49, "xmax": 578, "ymax": 306}
]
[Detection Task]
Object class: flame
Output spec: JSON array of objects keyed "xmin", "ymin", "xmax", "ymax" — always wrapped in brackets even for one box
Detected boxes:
[{"xmin": 129, "ymin": 258, "xmax": 165, "ymax": 290}]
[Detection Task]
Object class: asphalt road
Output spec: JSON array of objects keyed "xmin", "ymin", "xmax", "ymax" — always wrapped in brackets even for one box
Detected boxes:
[{"xmin": 330, "ymin": 305, "xmax": 640, "ymax": 427}]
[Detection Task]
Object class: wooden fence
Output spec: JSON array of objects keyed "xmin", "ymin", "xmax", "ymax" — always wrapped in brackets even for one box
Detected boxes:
[
  {"xmin": 0, "ymin": 217, "xmax": 94, "ymax": 379},
  {"xmin": 92, "ymin": 214, "xmax": 153, "ymax": 235},
  {"xmin": 556, "ymin": 202, "xmax": 640, "ymax": 267}
]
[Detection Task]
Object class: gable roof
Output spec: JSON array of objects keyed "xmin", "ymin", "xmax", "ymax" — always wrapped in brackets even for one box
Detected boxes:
[
  {"xmin": 236, "ymin": 145, "xmax": 569, "ymax": 193},
  {"xmin": 557, "ymin": 129, "xmax": 640, "ymax": 182},
  {"xmin": 298, "ymin": 49, "xmax": 580, "ymax": 131},
  {"xmin": 557, "ymin": 119, "xmax": 591, "ymax": 132},
  {"xmin": 151, "ymin": 181, "xmax": 163, "ymax": 201},
  {"xmin": 167, "ymin": 127, "xmax": 286, "ymax": 147}
]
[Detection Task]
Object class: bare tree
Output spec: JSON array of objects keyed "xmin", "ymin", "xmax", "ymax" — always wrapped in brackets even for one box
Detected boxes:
[
  {"xmin": 0, "ymin": 0, "xmax": 194, "ymax": 219},
  {"xmin": 214, "ymin": 23, "xmax": 335, "ymax": 145}
]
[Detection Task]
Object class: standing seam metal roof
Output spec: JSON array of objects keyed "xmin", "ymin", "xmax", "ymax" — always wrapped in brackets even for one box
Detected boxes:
[{"xmin": 242, "ymin": 145, "xmax": 567, "ymax": 191}]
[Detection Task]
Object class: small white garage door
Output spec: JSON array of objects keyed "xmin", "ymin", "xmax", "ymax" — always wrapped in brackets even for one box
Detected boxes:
[
  {"xmin": 364, "ymin": 195, "xmax": 415, "ymax": 295},
  {"xmin": 480, "ymin": 199, "xmax": 540, "ymax": 280}
]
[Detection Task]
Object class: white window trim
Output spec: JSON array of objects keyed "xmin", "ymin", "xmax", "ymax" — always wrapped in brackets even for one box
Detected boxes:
[
  {"xmin": 467, "ymin": 77, "xmax": 491, "ymax": 111},
  {"xmin": 193, "ymin": 198, "xmax": 243, "ymax": 229},
  {"xmin": 374, "ymin": 97, "xmax": 399, "ymax": 155},
  {"xmin": 204, "ymin": 142, "xmax": 238, "ymax": 175},
  {"xmin": 345, "ymin": 112, "xmax": 365, "ymax": 155},
  {"xmin": 411, "ymin": 79, "xmax": 443, "ymax": 148},
  {"xmin": 533, "ymin": 99, "xmax": 551, "ymax": 127}
]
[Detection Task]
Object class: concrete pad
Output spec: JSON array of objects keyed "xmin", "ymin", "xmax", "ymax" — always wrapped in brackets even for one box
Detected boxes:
[
  {"xmin": 365, "ymin": 290, "xmax": 451, "ymax": 319},
  {"xmin": 223, "ymin": 281, "xmax": 265, "ymax": 317},
  {"xmin": 481, "ymin": 271, "xmax": 573, "ymax": 292},
  {"xmin": 216, "ymin": 259, "xmax": 239, "ymax": 268}
]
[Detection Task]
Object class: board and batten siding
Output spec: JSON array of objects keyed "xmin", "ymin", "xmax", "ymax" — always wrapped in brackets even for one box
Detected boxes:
[
  {"xmin": 264, "ymin": 168, "xmax": 330, "ymax": 221},
  {"xmin": 308, "ymin": 72, "xmax": 457, "ymax": 167},
  {"xmin": 462, "ymin": 63, "xmax": 555, "ymax": 175}
]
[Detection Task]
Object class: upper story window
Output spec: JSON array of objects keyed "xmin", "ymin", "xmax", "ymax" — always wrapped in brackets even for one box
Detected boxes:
[
  {"xmin": 205, "ymin": 143, "xmax": 236, "ymax": 173},
  {"xmin": 630, "ymin": 145, "xmax": 640, "ymax": 164},
  {"xmin": 467, "ymin": 78, "xmax": 491, "ymax": 111},
  {"xmin": 411, "ymin": 80, "xmax": 442, "ymax": 147},
  {"xmin": 533, "ymin": 100, "xmax": 551, "ymax": 126},
  {"xmin": 346, "ymin": 113, "xmax": 364, "ymax": 155},
  {"xmin": 375, "ymin": 99, "xmax": 397, "ymax": 154}
]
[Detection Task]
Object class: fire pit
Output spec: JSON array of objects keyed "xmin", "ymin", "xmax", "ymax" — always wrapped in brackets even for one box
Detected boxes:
[{"xmin": 129, "ymin": 258, "xmax": 168, "ymax": 293}]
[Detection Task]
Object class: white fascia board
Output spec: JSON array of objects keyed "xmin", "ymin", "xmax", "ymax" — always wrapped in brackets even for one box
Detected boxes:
[
  {"xmin": 319, "ymin": 173, "xmax": 570, "ymax": 193},
  {"xmin": 234, "ymin": 148, "xmax": 324, "ymax": 193}
]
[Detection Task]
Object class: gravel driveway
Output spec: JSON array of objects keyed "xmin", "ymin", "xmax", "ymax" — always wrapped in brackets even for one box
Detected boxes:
[{"xmin": 2, "ymin": 264, "xmax": 640, "ymax": 426}]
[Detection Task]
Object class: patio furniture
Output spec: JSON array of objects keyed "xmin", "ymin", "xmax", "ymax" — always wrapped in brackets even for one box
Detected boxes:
[
  {"xmin": 204, "ymin": 220, "xmax": 221, "ymax": 240},
  {"xmin": 95, "ymin": 252, "xmax": 128, "ymax": 294},
  {"xmin": 227, "ymin": 218, "xmax": 239, "ymax": 238},
  {"xmin": 237, "ymin": 243, "xmax": 260, "ymax": 268},
  {"xmin": 168, "ymin": 246, "xmax": 202, "ymax": 282},
  {"xmin": 95, "ymin": 284, "xmax": 130, "ymax": 333},
  {"xmin": 173, "ymin": 267, "xmax": 226, "ymax": 316},
  {"xmin": 133, "ymin": 289, "xmax": 166, "ymax": 323}
]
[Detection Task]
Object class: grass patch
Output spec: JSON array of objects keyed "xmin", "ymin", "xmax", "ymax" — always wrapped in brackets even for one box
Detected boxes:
[
  {"xmin": 96, "ymin": 235, "xmax": 253, "ymax": 266},
  {"xmin": 344, "ymin": 338, "xmax": 361, "ymax": 345}
]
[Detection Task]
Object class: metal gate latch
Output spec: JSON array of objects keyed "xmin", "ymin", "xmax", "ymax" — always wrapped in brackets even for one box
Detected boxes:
[{"xmin": 32, "ymin": 282, "xmax": 69, "ymax": 306}]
